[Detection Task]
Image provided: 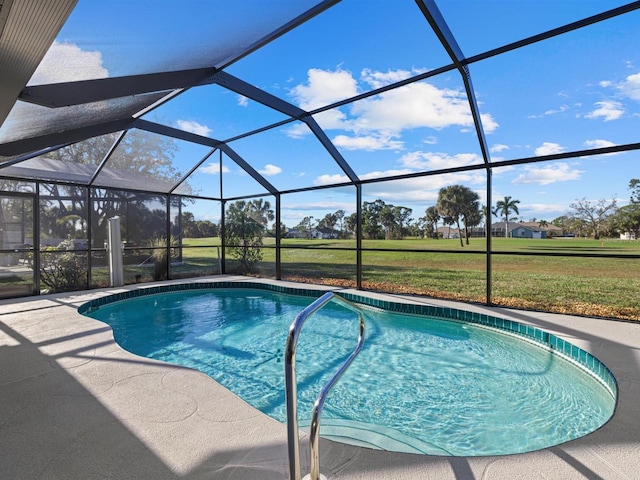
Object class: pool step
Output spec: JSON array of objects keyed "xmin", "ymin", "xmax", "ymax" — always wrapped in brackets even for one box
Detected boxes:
[{"xmin": 310, "ymin": 418, "xmax": 451, "ymax": 455}]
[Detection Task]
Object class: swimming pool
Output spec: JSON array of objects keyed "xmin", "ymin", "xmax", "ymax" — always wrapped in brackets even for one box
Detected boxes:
[{"xmin": 80, "ymin": 282, "xmax": 617, "ymax": 456}]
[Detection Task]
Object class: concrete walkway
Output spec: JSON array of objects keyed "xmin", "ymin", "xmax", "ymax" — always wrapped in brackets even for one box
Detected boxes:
[{"xmin": 1, "ymin": 276, "xmax": 638, "ymax": 479}]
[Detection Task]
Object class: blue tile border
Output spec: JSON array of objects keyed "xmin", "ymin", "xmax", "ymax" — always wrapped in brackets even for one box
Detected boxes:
[{"xmin": 78, "ymin": 280, "xmax": 617, "ymax": 399}]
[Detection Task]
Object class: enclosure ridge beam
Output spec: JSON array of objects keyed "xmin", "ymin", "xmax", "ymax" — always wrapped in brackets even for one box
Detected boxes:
[
  {"xmin": 304, "ymin": 116, "xmax": 359, "ymax": 183},
  {"xmin": 0, "ymin": 142, "xmax": 72, "ymax": 170},
  {"xmin": 414, "ymin": 0, "xmax": 464, "ymax": 68},
  {"xmin": 0, "ymin": 117, "xmax": 134, "ymax": 157},
  {"xmin": 212, "ymin": 71, "xmax": 359, "ymax": 183},
  {"xmin": 168, "ymin": 147, "xmax": 218, "ymax": 195},
  {"xmin": 218, "ymin": 143, "xmax": 278, "ymax": 196},
  {"xmin": 414, "ymin": 0, "xmax": 491, "ymax": 166},
  {"xmin": 19, "ymin": 67, "xmax": 217, "ymax": 108},
  {"xmin": 215, "ymin": 0, "xmax": 341, "ymax": 71},
  {"xmin": 211, "ymin": 71, "xmax": 307, "ymax": 120},
  {"xmin": 88, "ymin": 130, "xmax": 128, "ymax": 186},
  {"xmin": 17, "ymin": 0, "xmax": 343, "ymax": 109},
  {"xmin": 465, "ymin": 1, "xmax": 640, "ymax": 66},
  {"xmin": 133, "ymin": 119, "xmax": 223, "ymax": 148}
]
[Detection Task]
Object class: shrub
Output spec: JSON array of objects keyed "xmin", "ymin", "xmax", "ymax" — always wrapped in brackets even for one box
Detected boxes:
[
  {"xmin": 40, "ymin": 238, "xmax": 87, "ymax": 292},
  {"xmin": 148, "ymin": 236, "xmax": 178, "ymax": 280}
]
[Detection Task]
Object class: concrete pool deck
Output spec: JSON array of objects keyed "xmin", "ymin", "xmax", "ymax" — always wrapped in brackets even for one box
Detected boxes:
[{"xmin": 0, "ymin": 275, "xmax": 638, "ymax": 479}]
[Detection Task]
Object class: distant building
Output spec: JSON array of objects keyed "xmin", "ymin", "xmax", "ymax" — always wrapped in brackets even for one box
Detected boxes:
[
  {"xmin": 491, "ymin": 221, "xmax": 562, "ymax": 238},
  {"xmin": 511, "ymin": 224, "xmax": 546, "ymax": 239},
  {"xmin": 285, "ymin": 228, "xmax": 339, "ymax": 239},
  {"xmin": 436, "ymin": 226, "xmax": 460, "ymax": 239}
]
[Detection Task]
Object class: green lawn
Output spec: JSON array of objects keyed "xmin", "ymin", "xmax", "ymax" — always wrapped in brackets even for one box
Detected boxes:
[{"xmin": 177, "ymin": 236, "xmax": 640, "ymax": 320}]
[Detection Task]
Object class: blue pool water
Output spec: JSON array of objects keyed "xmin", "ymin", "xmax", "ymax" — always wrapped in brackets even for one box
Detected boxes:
[{"xmin": 83, "ymin": 286, "xmax": 616, "ymax": 456}]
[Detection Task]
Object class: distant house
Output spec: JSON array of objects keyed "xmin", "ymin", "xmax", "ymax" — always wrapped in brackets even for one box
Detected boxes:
[
  {"xmin": 314, "ymin": 227, "xmax": 339, "ymax": 239},
  {"xmin": 511, "ymin": 224, "xmax": 546, "ymax": 239},
  {"xmin": 286, "ymin": 229, "xmax": 305, "ymax": 239},
  {"xmin": 491, "ymin": 221, "xmax": 562, "ymax": 238},
  {"xmin": 285, "ymin": 228, "xmax": 339, "ymax": 239},
  {"xmin": 490, "ymin": 221, "xmax": 510, "ymax": 238},
  {"xmin": 436, "ymin": 226, "xmax": 460, "ymax": 239}
]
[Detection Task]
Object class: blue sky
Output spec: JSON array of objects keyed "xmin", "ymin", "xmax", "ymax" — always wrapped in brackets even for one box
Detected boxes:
[{"xmin": 27, "ymin": 0, "xmax": 640, "ymax": 227}]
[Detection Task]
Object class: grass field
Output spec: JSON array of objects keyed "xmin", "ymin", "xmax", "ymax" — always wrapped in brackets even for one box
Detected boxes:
[{"xmin": 170, "ymin": 237, "xmax": 640, "ymax": 320}]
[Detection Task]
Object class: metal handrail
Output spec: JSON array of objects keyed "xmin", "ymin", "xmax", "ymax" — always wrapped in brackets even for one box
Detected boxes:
[{"xmin": 284, "ymin": 291, "xmax": 366, "ymax": 480}]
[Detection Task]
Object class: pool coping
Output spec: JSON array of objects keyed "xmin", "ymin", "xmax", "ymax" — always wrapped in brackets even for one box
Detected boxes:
[{"xmin": 1, "ymin": 274, "xmax": 639, "ymax": 479}]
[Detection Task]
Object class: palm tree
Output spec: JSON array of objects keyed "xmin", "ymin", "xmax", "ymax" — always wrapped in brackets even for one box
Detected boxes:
[
  {"xmin": 425, "ymin": 206, "xmax": 440, "ymax": 239},
  {"xmin": 495, "ymin": 196, "xmax": 520, "ymax": 238},
  {"xmin": 480, "ymin": 204, "xmax": 491, "ymax": 236},
  {"xmin": 436, "ymin": 185, "xmax": 480, "ymax": 247}
]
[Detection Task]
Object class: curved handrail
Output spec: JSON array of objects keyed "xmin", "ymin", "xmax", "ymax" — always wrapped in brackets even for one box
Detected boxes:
[{"xmin": 284, "ymin": 291, "xmax": 366, "ymax": 480}]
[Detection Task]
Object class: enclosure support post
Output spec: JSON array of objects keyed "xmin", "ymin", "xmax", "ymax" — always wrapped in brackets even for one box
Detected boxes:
[
  {"xmin": 107, "ymin": 216, "xmax": 124, "ymax": 287},
  {"xmin": 86, "ymin": 187, "xmax": 92, "ymax": 289},
  {"xmin": 220, "ymin": 150, "xmax": 226, "ymax": 275},
  {"xmin": 276, "ymin": 193, "xmax": 281, "ymax": 280},
  {"xmin": 33, "ymin": 182, "xmax": 41, "ymax": 294},
  {"xmin": 486, "ymin": 169, "xmax": 492, "ymax": 305},
  {"xmin": 165, "ymin": 194, "xmax": 171, "ymax": 279},
  {"xmin": 220, "ymin": 200, "xmax": 226, "ymax": 274},
  {"xmin": 356, "ymin": 184, "xmax": 362, "ymax": 290}
]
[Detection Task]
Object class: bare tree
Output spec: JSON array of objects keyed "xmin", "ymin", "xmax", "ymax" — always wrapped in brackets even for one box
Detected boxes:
[{"xmin": 569, "ymin": 197, "xmax": 617, "ymax": 239}]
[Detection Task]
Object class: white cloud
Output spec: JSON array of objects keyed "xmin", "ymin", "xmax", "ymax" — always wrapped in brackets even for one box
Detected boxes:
[
  {"xmin": 350, "ymin": 82, "xmax": 498, "ymax": 133},
  {"xmin": 283, "ymin": 201, "xmax": 353, "ymax": 211},
  {"xmin": 360, "ymin": 169, "xmax": 415, "ymax": 180},
  {"xmin": 363, "ymin": 172, "xmax": 485, "ymax": 204},
  {"xmin": 284, "ymin": 110, "xmax": 348, "ymax": 138},
  {"xmin": 312, "ymin": 169, "xmax": 416, "ymax": 186},
  {"xmin": 313, "ymin": 169, "xmax": 485, "ymax": 205},
  {"xmin": 313, "ymin": 174, "xmax": 350, "ymax": 186},
  {"xmin": 332, "ymin": 134, "xmax": 404, "ymax": 151},
  {"xmin": 583, "ymin": 139, "xmax": 619, "ymax": 156},
  {"xmin": 534, "ymin": 142, "xmax": 565, "ymax": 156},
  {"xmin": 490, "ymin": 144, "xmax": 509, "ymax": 153},
  {"xmin": 523, "ymin": 203, "xmax": 568, "ymax": 215},
  {"xmin": 528, "ymin": 103, "xmax": 570, "ymax": 119},
  {"xmin": 584, "ymin": 139, "xmax": 616, "ymax": 149},
  {"xmin": 585, "ymin": 100, "xmax": 624, "ymax": 121},
  {"xmin": 480, "ymin": 113, "xmax": 499, "ymax": 132},
  {"xmin": 200, "ymin": 162, "xmax": 230, "ymax": 175},
  {"xmin": 283, "ymin": 122, "xmax": 311, "ymax": 139},
  {"xmin": 289, "ymin": 68, "xmax": 359, "ymax": 110},
  {"xmin": 360, "ymin": 68, "xmax": 414, "ymax": 89},
  {"xmin": 364, "ymin": 186, "xmax": 439, "ymax": 204},
  {"xmin": 237, "ymin": 95, "xmax": 249, "ymax": 107},
  {"xmin": 543, "ymin": 105, "xmax": 569, "ymax": 115},
  {"xmin": 617, "ymin": 71, "xmax": 640, "ymax": 101},
  {"xmin": 29, "ymin": 41, "xmax": 108, "ymax": 84},
  {"xmin": 176, "ymin": 119, "xmax": 212, "ymax": 137},
  {"xmin": 400, "ymin": 151, "xmax": 482, "ymax": 170},
  {"xmin": 512, "ymin": 162, "xmax": 583, "ymax": 185},
  {"xmin": 258, "ymin": 164, "xmax": 282, "ymax": 176},
  {"xmin": 491, "ymin": 165, "xmax": 515, "ymax": 175},
  {"xmin": 286, "ymin": 68, "xmax": 499, "ymax": 145}
]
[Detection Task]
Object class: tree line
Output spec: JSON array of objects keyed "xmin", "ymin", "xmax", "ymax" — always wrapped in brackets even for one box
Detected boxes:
[{"xmin": 221, "ymin": 179, "xmax": 640, "ymax": 274}]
